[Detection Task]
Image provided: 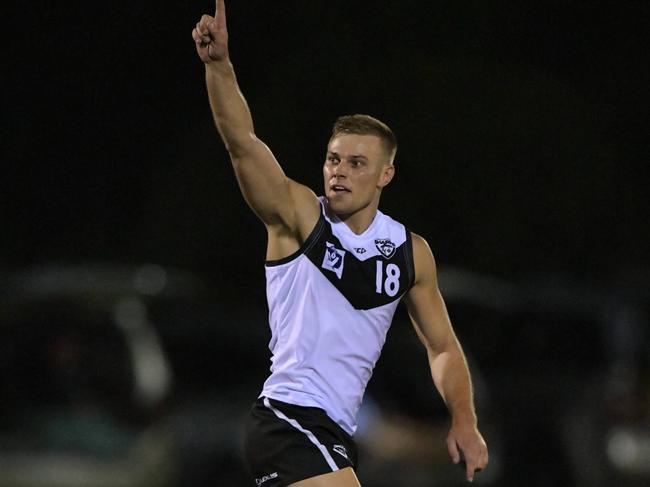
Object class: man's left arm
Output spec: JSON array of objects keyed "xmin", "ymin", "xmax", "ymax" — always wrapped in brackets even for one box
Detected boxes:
[{"xmin": 404, "ymin": 232, "xmax": 489, "ymax": 482}]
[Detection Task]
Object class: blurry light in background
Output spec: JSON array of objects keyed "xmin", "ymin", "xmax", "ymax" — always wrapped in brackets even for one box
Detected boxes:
[
  {"xmin": 607, "ymin": 427, "xmax": 650, "ymax": 475},
  {"xmin": 113, "ymin": 297, "xmax": 173, "ymax": 409},
  {"xmin": 133, "ymin": 265, "xmax": 168, "ymax": 295}
]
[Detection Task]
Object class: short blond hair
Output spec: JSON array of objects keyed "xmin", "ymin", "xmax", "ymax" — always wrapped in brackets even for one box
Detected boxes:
[{"xmin": 331, "ymin": 114, "xmax": 397, "ymax": 162}]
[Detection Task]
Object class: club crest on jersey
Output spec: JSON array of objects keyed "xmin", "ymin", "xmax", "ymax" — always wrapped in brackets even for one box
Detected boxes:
[
  {"xmin": 322, "ymin": 241, "xmax": 346, "ymax": 279},
  {"xmin": 375, "ymin": 238, "xmax": 396, "ymax": 259}
]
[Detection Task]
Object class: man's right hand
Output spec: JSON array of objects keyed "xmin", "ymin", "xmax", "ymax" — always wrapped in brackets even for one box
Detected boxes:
[{"xmin": 192, "ymin": 0, "xmax": 229, "ymax": 64}]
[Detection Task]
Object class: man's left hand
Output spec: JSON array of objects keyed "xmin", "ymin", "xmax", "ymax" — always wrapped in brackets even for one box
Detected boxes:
[{"xmin": 446, "ymin": 420, "xmax": 489, "ymax": 482}]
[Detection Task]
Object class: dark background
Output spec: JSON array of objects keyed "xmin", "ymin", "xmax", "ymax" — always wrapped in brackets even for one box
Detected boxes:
[
  {"xmin": 4, "ymin": 0, "xmax": 649, "ymax": 287},
  {"xmin": 2, "ymin": 1, "xmax": 649, "ymax": 486}
]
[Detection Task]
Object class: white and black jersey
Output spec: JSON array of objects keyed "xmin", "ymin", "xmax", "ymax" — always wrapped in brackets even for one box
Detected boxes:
[{"xmin": 261, "ymin": 197, "xmax": 415, "ymax": 435}]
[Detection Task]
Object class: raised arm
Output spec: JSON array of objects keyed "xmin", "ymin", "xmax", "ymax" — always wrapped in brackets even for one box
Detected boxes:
[
  {"xmin": 405, "ymin": 233, "xmax": 488, "ymax": 482},
  {"xmin": 192, "ymin": 0, "xmax": 318, "ymax": 237}
]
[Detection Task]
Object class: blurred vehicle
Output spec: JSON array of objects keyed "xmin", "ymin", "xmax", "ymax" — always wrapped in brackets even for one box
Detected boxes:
[{"xmin": 0, "ymin": 263, "xmax": 267, "ymax": 487}]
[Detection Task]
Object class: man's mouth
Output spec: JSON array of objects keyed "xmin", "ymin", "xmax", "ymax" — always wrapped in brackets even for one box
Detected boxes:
[{"xmin": 331, "ymin": 184, "xmax": 350, "ymax": 193}]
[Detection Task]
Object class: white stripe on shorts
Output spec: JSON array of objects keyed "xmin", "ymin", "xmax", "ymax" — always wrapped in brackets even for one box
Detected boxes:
[{"xmin": 263, "ymin": 397, "xmax": 339, "ymax": 472}]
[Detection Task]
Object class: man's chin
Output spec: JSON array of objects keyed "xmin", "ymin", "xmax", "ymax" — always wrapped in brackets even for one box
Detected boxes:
[{"xmin": 326, "ymin": 198, "xmax": 353, "ymax": 216}]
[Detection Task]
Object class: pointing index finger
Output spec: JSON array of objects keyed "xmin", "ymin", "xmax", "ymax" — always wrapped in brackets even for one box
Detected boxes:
[
  {"xmin": 466, "ymin": 461, "xmax": 475, "ymax": 482},
  {"xmin": 215, "ymin": 0, "xmax": 227, "ymax": 29}
]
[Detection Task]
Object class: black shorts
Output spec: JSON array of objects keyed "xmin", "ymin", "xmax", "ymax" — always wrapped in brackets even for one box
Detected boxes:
[{"xmin": 243, "ymin": 396, "xmax": 358, "ymax": 486}]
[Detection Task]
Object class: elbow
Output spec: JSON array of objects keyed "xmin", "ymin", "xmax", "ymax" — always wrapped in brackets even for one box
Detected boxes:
[
  {"xmin": 224, "ymin": 131, "xmax": 260, "ymax": 160},
  {"xmin": 428, "ymin": 335, "xmax": 462, "ymax": 361}
]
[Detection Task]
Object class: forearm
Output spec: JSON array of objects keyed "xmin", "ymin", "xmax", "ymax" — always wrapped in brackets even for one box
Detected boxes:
[
  {"xmin": 205, "ymin": 60, "xmax": 257, "ymax": 158},
  {"xmin": 406, "ymin": 236, "xmax": 489, "ymax": 478},
  {"xmin": 429, "ymin": 344, "xmax": 477, "ymax": 425}
]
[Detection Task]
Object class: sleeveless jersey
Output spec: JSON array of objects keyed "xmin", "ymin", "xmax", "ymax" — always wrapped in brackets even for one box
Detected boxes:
[{"xmin": 260, "ymin": 197, "xmax": 415, "ymax": 435}]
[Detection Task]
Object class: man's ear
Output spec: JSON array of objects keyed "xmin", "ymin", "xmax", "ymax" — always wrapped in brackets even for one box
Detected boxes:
[{"xmin": 378, "ymin": 164, "xmax": 395, "ymax": 188}]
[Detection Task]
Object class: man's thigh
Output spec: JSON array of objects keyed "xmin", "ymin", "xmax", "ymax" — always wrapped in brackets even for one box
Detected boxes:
[{"xmin": 288, "ymin": 467, "xmax": 361, "ymax": 487}]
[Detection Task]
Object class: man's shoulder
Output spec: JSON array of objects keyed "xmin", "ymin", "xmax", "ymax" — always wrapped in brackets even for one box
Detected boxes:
[{"xmin": 409, "ymin": 231, "xmax": 429, "ymax": 249}]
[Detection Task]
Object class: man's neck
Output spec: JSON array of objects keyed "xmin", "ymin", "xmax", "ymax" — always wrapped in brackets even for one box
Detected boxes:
[{"xmin": 331, "ymin": 200, "xmax": 379, "ymax": 235}]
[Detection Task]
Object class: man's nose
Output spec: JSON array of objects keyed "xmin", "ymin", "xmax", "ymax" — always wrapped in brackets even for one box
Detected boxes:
[{"xmin": 333, "ymin": 162, "xmax": 348, "ymax": 177}]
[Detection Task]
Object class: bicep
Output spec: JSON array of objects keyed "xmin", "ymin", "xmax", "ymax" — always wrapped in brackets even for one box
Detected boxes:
[
  {"xmin": 230, "ymin": 136, "xmax": 319, "ymax": 230},
  {"xmin": 405, "ymin": 234, "xmax": 457, "ymax": 354},
  {"xmin": 405, "ymin": 282, "xmax": 455, "ymax": 355}
]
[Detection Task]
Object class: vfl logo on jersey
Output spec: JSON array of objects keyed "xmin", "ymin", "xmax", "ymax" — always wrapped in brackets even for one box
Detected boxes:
[
  {"xmin": 322, "ymin": 241, "xmax": 346, "ymax": 279},
  {"xmin": 375, "ymin": 238, "xmax": 396, "ymax": 259}
]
